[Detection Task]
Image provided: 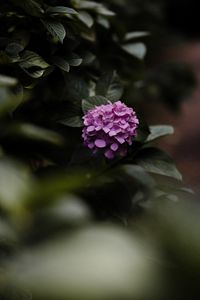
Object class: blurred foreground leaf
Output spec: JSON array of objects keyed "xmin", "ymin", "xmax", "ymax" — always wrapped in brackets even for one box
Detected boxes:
[{"xmin": 10, "ymin": 226, "xmax": 160, "ymax": 300}]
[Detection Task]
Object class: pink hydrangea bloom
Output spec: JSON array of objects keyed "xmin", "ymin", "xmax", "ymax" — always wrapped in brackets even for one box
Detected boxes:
[{"xmin": 82, "ymin": 101, "xmax": 139, "ymax": 159}]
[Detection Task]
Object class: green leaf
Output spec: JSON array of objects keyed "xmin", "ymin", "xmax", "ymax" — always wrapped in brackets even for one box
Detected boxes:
[
  {"xmin": 0, "ymin": 76, "xmax": 22, "ymax": 115},
  {"xmin": 72, "ymin": 0, "xmax": 99, "ymax": 10},
  {"xmin": 147, "ymin": 125, "xmax": 174, "ymax": 143},
  {"xmin": 64, "ymin": 75, "xmax": 89, "ymax": 101},
  {"xmin": 59, "ymin": 116, "xmax": 83, "ymax": 127},
  {"xmin": 41, "ymin": 20, "xmax": 66, "ymax": 43},
  {"xmin": 0, "ymin": 158, "xmax": 32, "ymax": 214},
  {"xmin": 12, "ymin": 226, "xmax": 156, "ymax": 300},
  {"xmin": 19, "ymin": 50, "xmax": 50, "ymax": 78},
  {"xmin": 121, "ymin": 164, "xmax": 155, "ymax": 189},
  {"xmin": 122, "ymin": 43, "xmax": 147, "ymax": 60},
  {"xmin": 96, "ymin": 6, "xmax": 115, "ymax": 16},
  {"xmin": 5, "ymin": 42, "xmax": 24, "ymax": 58},
  {"xmin": 9, "ymin": 123, "xmax": 64, "ymax": 146},
  {"xmin": 19, "ymin": 50, "xmax": 50, "ymax": 69},
  {"xmin": 28, "ymin": 170, "xmax": 91, "ymax": 207},
  {"xmin": 135, "ymin": 148, "xmax": 182, "ymax": 181},
  {"xmin": 97, "ymin": 16, "xmax": 110, "ymax": 28},
  {"xmin": 67, "ymin": 53, "xmax": 83, "ymax": 67},
  {"xmin": 52, "ymin": 56, "xmax": 70, "ymax": 72},
  {"xmin": 56, "ymin": 101, "xmax": 83, "ymax": 127},
  {"xmin": 135, "ymin": 121, "xmax": 150, "ymax": 143},
  {"xmin": 124, "ymin": 32, "xmax": 150, "ymax": 41},
  {"xmin": 72, "ymin": 0, "xmax": 115, "ymax": 16},
  {"xmin": 10, "ymin": 0, "xmax": 44, "ymax": 17},
  {"xmin": 77, "ymin": 11, "xmax": 94, "ymax": 28},
  {"xmin": 82, "ymin": 95, "xmax": 109, "ymax": 113},
  {"xmin": 0, "ymin": 74, "xmax": 17, "ymax": 87},
  {"xmin": 46, "ymin": 6, "xmax": 78, "ymax": 16},
  {"xmin": 96, "ymin": 71, "xmax": 123, "ymax": 101}
]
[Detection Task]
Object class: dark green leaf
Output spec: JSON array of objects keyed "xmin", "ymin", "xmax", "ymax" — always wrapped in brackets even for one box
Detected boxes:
[
  {"xmin": 0, "ymin": 158, "xmax": 32, "ymax": 214},
  {"xmin": 77, "ymin": 11, "xmax": 94, "ymax": 28},
  {"xmin": 5, "ymin": 42, "xmax": 24, "ymax": 58},
  {"xmin": 9, "ymin": 123, "xmax": 64, "ymax": 146},
  {"xmin": 64, "ymin": 75, "xmax": 89, "ymax": 101},
  {"xmin": 0, "ymin": 76, "xmax": 22, "ymax": 115},
  {"xmin": 97, "ymin": 16, "xmax": 110, "ymax": 28},
  {"xmin": 0, "ymin": 74, "xmax": 17, "ymax": 87},
  {"xmin": 122, "ymin": 43, "xmax": 147, "ymax": 60},
  {"xmin": 52, "ymin": 56, "xmax": 70, "ymax": 72},
  {"xmin": 19, "ymin": 51, "xmax": 49, "ymax": 69},
  {"xmin": 82, "ymin": 95, "xmax": 109, "ymax": 113},
  {"xmin": 96, "ymin": 5, "xmax": 115, "ymax": 16},
  {"xmin": 121, "ymin": 164, "xmax": 155, "ymax": 189},
  {"xmin": 124, "ymin": 32, "xmax": 150, "ymax": 41},
  {"xmin": 135, "ymin": 148, "xmax": 182, "ymax": 180},
  {"xmin": 46, "ymin": 6, "xmax": 78, "ymax": 16},
  {"xmin": 147, "ymin": 125, "xmax": 174, "ymax": 143},
  {"xmin": 72, "ymin": 0, "xmax": 101, "ymax": 10},
  {"xmin": 59, "ymin": 116, "xmax": 83, "ymax": 127},
  {"xmin": 67, "ymin": 53, "xmax": 83, "ymax": 67},
  {"xmin": 96, "ymin": 71, "xmax": 123, "ymax": 101},
  {"xmin": 41, "ymin": 20, "xmax": 66, "ymax": 43},
  {"xmin": 10, "ymin": 0, "xmax": 44, "ymax": 17}
]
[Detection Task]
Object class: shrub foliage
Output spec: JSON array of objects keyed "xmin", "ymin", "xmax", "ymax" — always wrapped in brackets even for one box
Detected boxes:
[{"xmin": 0, "ymin": 1, "xmax": 198, "ymax": 300}]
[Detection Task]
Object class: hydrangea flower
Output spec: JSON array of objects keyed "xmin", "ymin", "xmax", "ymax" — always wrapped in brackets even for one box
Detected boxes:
[{"xmin": 82, "ymin": 101, "xmax": 139, "ymax": 159}]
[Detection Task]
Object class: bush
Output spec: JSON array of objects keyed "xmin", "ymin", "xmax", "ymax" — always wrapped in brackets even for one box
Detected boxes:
[{"xmin": 0, "ymin": 1, "xmax": 199, "ymax": 300}]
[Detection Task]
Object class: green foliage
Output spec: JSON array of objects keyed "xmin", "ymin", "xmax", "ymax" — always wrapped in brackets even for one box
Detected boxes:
[{"xmin": 0, "ymin": 1, "xmax": 197, "ymax": 300}]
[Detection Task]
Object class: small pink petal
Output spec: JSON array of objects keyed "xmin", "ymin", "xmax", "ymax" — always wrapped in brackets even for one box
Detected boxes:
[
  {"xmin": 103, "ymin": 127, "xmax": 110, "ymax": 133},
  {"xmin": 87, "ymin": 125, "xmax": 95, "ymax": 132},
  {"xmin": 88, "ymin": 143, "xmax": 95, "ymax": 149},
  {"xmin": 104, "ymin": 150, "xmax": 114, "ymax": 159},
  {"xmin": 115, "ymin": 136, "xmax": 125, "ymax": 144},
  {"xmin": 95, "ymin": 139, "xmax": 106, "ymax": 148},
  {"xmin": 110, "ymin": 143, "xmax": 119, "ymax": 151},
  {"xmin": 109, "ymin": 130, "xmax": 117, "ymax": 137}
]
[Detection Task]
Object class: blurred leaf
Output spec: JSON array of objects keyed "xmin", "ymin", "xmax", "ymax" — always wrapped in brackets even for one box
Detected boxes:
[
  {"xmin": 135, "ymin": 147, "xmax": 182, "ymax": 180},
  {"xmin": 10, "ymin": 0, "xmax": 44, "ymax": 17},
  {"xmin": 96, "ymin": 5, "xmax": 115, "ymax": 16},
  {"xmin": 78, "ymin": 11, "xmax": 94, "ymax": 28},
  {"xmin": 122, "ymin": 42, "xmax": 147, "ymax": 60},
  {"xmin": 0, "ymin": 75, "xmax": 17, "ymax": 87},
  {"xmin": 73, "ymin": 0, "xmax": 115, "ymax": 16},
  {"xmin": 152, "ymin": 200, "xmax": 200, "ymax": 272},
  {"xmin": 67, "ymin": 53, "xmax": 83, "ymax": 67},
  {"xmin": 147, "ymin": 125, "xmax": 174, "ymax": 142},
  {"xmin": 5, "ymin": 42, "xmax": 24, "ymax": 59},
  {"xmin": 135, "ymin": 120, "xmax": 150, "ymax": 143},
  {"xmin": 97, "ymin": 15, "xmax": 110, "ymax": 28},
  {"xmin": 46, "ymin": 6, "xmax": 78, "ymax": 16},
  {"xmin": 0, "ymin": 75, "xmax": 22, "ymax": 115},
  {"xmin": 8, "ymin": 123, "xmax": 64, "ymax": 146},
  {"xmin": 124, "ymin": 31, "xmax": 150, "ymax": 41},
  {"xmin": 0, "ymin": 159, "xmax": 31, "ymax": 214},
  {"xmin": 28, "ymin": 169, "xmax": 91, "ymax": 208},
  {"xmin": 11, "ymin": 226, "xmax": 159, "ymax": 300},
  {"xmin": 59, "ymin": 115, "xmax": 83, "ymax": 127},
  {"xmin": 121, "ymin": 164, "xmax": 156, "ymax": 189},
  {"xmin": 52, "ymin": 56, "xmax": 70, "ymax": 72},
  {"xmin": 42, "ymin": 195, "xmax": 91, "ymax": 226}
]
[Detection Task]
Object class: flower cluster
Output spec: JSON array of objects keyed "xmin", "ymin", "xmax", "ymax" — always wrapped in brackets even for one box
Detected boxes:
[{"xmin": 82, "ymin": 101, "xmax": 139, "ymax": 159}]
